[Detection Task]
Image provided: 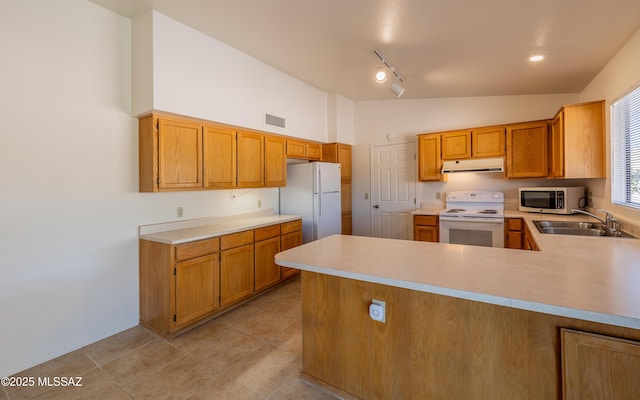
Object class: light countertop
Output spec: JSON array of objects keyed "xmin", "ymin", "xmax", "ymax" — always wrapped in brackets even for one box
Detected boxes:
[
  {"xmin": 275, "ymin": 213, "xmax": 640, "ymax": 330},
  {"xmin": 139, "ymin": 209, "xmax": 302, "ymax": 245}
]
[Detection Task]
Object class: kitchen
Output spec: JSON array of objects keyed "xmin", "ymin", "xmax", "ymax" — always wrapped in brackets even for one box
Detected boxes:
[{"xmin": 2, "ymin": 0, "xmax": 640, "ymax": 399}]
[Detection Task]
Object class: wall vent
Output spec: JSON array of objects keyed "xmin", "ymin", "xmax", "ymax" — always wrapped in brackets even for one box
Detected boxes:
[{"xmin": 265, "ymin": 113, "xmax": 286, "ymax": 128}]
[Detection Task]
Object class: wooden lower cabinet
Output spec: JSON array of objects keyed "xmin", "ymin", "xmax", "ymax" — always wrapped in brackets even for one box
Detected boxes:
[
  {"xmin": 220, "ymin": 230, "xmax": 255, "ymax": 306},
  {"xmin": 175, "ymin": 254, "xmax": 220, "ymax": 328},
  {"xmin": 505, "ymin": 218, "xmax": 524, "ymax": 249},
  {"xmin": 505, "ymin": 218, "xmax": 538, "ymax": 250},
  {"xmin": 139, "ymin": 237, "xmax": 220, "ymax": 335},
  {"xmin": 523, "ymin": 222, "xmax": 539, "ymax": 251},
  {"xmin": 562, "ymin": 329, "xmax": 640, "ymax": 399},
  {"xmin": 280, "ymin": 220, "xmax": 303, "ymax": 279},
  {"xmin": 139, "ymin": 218, "xmax": 302, "ymax": 337},
  {"xmin": 302, "ymin": 272, "xmax": 640, "ymax": 400},
  {"xmin": 413, "ymin": 215, "xmax": 439, "ymax": 242},
  {"xmin": 255, "ymin": 224, "xmax": 282, "ymax": 291}
]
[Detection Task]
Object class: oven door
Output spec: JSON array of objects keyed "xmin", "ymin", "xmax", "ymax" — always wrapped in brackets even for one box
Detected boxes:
[{"xmin": 439, "ymin": 216, "xmax": 505, "ymax": 248}]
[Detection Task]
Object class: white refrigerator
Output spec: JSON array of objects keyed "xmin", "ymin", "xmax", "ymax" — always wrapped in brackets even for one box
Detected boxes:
[{"xmin": 280, "ymin": 162, "xmax": 342, "ymax": 243}]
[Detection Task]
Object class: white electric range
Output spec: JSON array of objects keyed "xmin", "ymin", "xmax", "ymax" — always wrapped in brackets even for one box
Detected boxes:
[{"xmin": 439, "ymin": 191, "xmax": 505, "ymax": 248}]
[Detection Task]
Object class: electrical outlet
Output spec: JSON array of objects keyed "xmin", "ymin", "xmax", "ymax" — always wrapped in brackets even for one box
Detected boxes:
[
  {"xmin": 369, "ymin": 299, "xmax": 386, "ymax": 323},
  {"xmin": 365, "ymin": 193, "xmax": 369, "ymax": 200},
  {"xmin": 177, "ymin": 207, "xmax": 183, "ymax": 218},
  {"xmin": 436, "ymin": 192, "xmax": 441, "ymax": 200},
  {"xmin": 257, "ymin": 199, "xmax": 262, "ymax": 208}
]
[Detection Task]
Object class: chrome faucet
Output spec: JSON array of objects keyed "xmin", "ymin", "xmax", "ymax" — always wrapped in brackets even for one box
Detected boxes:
[{"xmin": 571, "ymin": 209, "xmax": 622, "ymax": 236}]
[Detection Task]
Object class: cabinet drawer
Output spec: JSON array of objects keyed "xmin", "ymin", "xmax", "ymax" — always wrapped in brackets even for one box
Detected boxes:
[
  {"xmin": 221, "ymin": 230, "xmax": 254, "ymax": 250},
  {"xmin": 414, "ymin": 215, "xmax": 438, "ymax": 226},
  {"xmin": 255, "ymin": 224, "xmax": 281, "ymax": 241},
  {"xmin": 176, "ymin": 238, "xmax": 220, "ymax": 261},
  {"xmin": 507, "ymin": 218, "xmax": 523, "ymax": 231},
  {"xmin": 281, "ymin": 219, "xmax": 302, "ymax": 234}
]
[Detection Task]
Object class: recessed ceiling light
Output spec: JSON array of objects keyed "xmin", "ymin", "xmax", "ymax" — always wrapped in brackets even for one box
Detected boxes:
[
  {"xmin": 375, "ymin": 67, "xmax": 387, "ymax": 83},
  {"xmin": 529, "ymin": 54, "xmax": 545, "ymax": 62}
]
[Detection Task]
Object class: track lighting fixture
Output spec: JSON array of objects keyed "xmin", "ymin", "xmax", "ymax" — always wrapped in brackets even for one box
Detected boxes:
[{"xmin": 373, "ymin": 49, "xmax": 406, "ymax": 97}]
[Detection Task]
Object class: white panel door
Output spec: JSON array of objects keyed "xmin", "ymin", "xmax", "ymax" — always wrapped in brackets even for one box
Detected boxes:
[{"xmin": 371, "ymin": 142, "xmax": 417, "ymax": 239}]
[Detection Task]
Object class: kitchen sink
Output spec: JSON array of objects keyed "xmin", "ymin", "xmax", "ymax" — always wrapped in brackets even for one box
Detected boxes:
[{"xmin": 533, "ymin": 220, "xmax": 636, "ymax": 238}]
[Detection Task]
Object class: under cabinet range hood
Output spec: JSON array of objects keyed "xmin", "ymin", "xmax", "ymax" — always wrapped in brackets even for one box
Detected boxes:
[{"xmin": 441, "ymin": 157, "xmax": 504, "ymax": 174}]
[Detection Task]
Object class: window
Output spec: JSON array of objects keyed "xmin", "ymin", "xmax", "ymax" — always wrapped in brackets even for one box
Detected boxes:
[{"xmin": 611, "ymin": 85, "xmax": 640, "ymax": 209}]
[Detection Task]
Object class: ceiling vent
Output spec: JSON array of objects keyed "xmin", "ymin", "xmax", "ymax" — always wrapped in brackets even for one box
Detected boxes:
[{"xmin": 265, "ymin": 113, "xmax": 285, "ymax": 128}]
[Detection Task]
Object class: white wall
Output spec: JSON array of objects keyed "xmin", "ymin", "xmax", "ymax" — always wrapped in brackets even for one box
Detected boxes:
[
  {"xmin": 133, "ymin": 11, "xmax": 329, "ymax": 143},
  {"xmin": 352, "ymin": 94, "xmax": 582, "ymax": 236},
  {"xmin": 0, "ymin": 1, "xmax": 321, "ymax": 377},
  {"xmin": 579, "ymin": 26, "xmax": 640, "ymax": 228}
]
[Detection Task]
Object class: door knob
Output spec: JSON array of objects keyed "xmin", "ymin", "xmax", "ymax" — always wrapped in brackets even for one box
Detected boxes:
[{"xmin": 373, "ymin": 205, "xmax": 380, "ymax": 209}]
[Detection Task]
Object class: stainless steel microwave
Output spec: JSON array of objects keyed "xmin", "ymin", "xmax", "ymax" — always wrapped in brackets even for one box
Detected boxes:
[{"xmin": 518, "ymin": 187, "xmax": 586, "ymax": 214}]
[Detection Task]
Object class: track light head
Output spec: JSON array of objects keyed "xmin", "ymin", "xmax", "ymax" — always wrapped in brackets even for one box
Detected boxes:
[{"xmin": 390, "ymin": 82, "xmax": 405, "ymax": 97}]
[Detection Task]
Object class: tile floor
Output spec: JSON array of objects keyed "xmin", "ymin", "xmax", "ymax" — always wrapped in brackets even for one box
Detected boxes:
[{"xmin": 3, "ymin": 277, "xmax": 337, "ymax": 400}]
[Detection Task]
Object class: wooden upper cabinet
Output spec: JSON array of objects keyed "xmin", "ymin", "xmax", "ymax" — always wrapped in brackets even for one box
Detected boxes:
[
  {"xmin": 441, "ymin": 126, "xmax": 505, "ymax": 160},
  {"xmin": 236, "ymin": 130, "xmax": 264, "ymax": 188},
  {"xmin": 441, "ymin": 130, "xmax": 472, "ymax": 160},
  {"xmin": 264, "ymin": 135, "xmax": 286, "ymax": 187},
  {"xmin": 505, "ymin": 120, "xmax": 549, "ymax": 178},
  {"xmin": 287, "ymin": 138, "xmax": 322, "ymax": 160},
  {"xmin": 286, "ymin": 139, "xmax": 306, "ymax": 158},
  {"xmin": 549, "ymin": 112, "xmax": 565, "ymax": 178},
  {"xmin": 306, "ymin": 142, "xmax": 322, "ymax": 160},
  {"xmin": 203, "ymin": 124, "xmax": 236, "ymax": 189},
  {"xmin": 549, "ymin": 100, "xmax": 605, "ymax": 179},
  {"xmin": 156, "ymin": 117, "xmax": 203, "ymax": 190},
  {"xmin": 322, "ymin": 143, "xmax": 352, "ymax": 181},
  {"xmin": 472, "ymin": 126, "xmax": 505, "ymax": 158},
  {"xmin": 418, "ymin": 133, "xmax": 445, "ymax": 181}
]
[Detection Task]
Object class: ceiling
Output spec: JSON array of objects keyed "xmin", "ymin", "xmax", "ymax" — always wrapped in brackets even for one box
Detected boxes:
[{"xmin": 89, "ymin": 0, "xmax": 640, "ymax": 101}]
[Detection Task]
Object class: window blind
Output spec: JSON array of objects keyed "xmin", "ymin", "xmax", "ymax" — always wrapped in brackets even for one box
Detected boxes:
[{"xmin": 611, "ymin": 85, "xmax": 640, "ymax": 209}]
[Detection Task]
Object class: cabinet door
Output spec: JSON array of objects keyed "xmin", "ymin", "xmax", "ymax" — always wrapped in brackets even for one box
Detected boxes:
[
  {"xmin": 441, "ymin": 130, "xmax": 471, "ymax": 160},
  {"xmin": 337, "ymin": 144, "xmax": 352, "ymax": 180},
  {"xmin": 281, "ymin": 230, "xmax": 302, "ymax": 279},
  {"xmin": 414, "ymin": 226, "xmax": 438, "ymax": 242},
  {"xmin": 255, "ymin": 236, "xmax": 281, "ymax": 291},
  {"xmin": 413, "ymin": 215, "xmax": 439, "ymax": 242},
  {"xmin": 472, "ymin": 126, "xmax": 505, "ymax": 158},
  {"xmin": 504, "ymin": 218, "xmax": 523, "ymax": 249},
  {"xmin": 306, "ymin": 142, "xmax": 322, "ymax": 160},
  {"xmin": 562, "ymin": 329, "xmax": 640, "ymax": 400},
  {"xmin": 174, "ymin": 254, "xmax": 219, "ymax": 328},
  {"xmin": 341, "ymin": 214, "xmax": 353, "ymax": 236},
  {"xmin": 523, "ymin": 223, "xmax": 538, "ymax": 251},
  {"xmin": 505, "ymin": 121, "xmax": 548, "ymax": 178},
  {"xmin": 549, "ymin": 111, "xmax": 565, "ymax": 178},
  {"xmin": 560, "ymin": 101, "xmax": 605, "ymax": 179},
  {"xmin": 220, "ymin": 244, "xmax": 254, "ymax": 306},
  {"xmin": 158, "ymin": 118, "xmax": 203, "ymax": 190},
  {"xmin": 237, "ymin": 130, "xmax": 264, "ymax": 188},
  {"xmin": 203, "ymin": 125, "xmax": 236, "ymax": 189},
  {"xmin": 418, "ymin": 134, "xmax": 445, "ymax": 181},
  {"xmin": 286, "ymin": 139, "xmax": 306, "ymax": 158},
  {"xmin": 264, "ymin": 135, "xmax": 286, "ymax": 187}
]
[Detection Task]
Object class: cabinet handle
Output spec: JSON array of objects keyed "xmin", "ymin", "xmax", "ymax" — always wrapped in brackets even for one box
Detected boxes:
[{"xmin": 373, "ymin": 205, "xmax": 380, "ymax": 209}]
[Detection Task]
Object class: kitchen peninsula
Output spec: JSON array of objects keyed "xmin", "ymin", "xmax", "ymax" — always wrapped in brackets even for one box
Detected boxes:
[{"xmin": 275, "ymin": 218, "xmax": 640, "ymax": 399}]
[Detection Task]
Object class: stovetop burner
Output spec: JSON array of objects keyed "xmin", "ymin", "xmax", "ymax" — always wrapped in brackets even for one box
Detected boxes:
[{"xmin": 440, "ymin": 191, "xmax": 505, "ymax": 220}]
